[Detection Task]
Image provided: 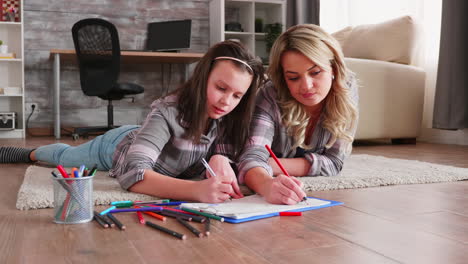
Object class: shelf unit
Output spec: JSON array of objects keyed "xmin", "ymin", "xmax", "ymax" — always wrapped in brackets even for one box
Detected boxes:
[
  {"xmin": 210, "ymin": 0, "xmax": 286, "ymax": 64},
  {"xmin": 0, "ymin": 1, "xmax": 24, "ymax": 138}
]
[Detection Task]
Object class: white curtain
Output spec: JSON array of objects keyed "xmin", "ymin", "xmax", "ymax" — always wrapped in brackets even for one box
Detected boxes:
[
  {"xmin": 320, "ymin": 0, "xmax": 426, "ymax": 33},
  {"xmin": 321, "ymin": 0, "xmax": 448, "ymax": 142}
]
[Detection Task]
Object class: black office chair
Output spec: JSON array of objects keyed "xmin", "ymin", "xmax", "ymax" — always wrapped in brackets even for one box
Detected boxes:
[{"xmin": 71, "ymin": 18, "xmax": 144, "ymax": 140}]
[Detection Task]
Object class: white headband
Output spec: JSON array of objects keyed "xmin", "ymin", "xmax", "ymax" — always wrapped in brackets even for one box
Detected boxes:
[{"xmin": 214, "ymin": 56, "xmax": 253, "ymax": 72}]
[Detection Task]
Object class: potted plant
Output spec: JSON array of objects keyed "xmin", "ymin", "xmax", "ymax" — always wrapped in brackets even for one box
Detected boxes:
[
  {"xmin": 264, "ymin": 23, "xmax": 283, "ymax": 53},
  {"xmin": 0, "ymin": 40, "xmax": 7, "ymax": 54},
  {"xmin": 255, "ymin": 18, "xmax": 263, "ymax": 33}
]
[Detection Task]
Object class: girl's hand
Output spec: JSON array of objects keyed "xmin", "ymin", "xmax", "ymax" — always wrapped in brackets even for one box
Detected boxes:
[
  {"xmin": 262, "ymin": 174, "xmax": 306, "ymax": 205},
  {"xmin": 195, "ymin": 176, "xmax": 234, "ymax": 203},
  {"xmin": 207, "ymin": 155, "xmax": 243, "ymax": 199}
]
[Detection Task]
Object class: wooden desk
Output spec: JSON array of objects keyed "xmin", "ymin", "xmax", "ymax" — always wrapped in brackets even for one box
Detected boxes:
[{"xmin": 49, "ymin": 49, "xmax": 203, "ymax": 139}]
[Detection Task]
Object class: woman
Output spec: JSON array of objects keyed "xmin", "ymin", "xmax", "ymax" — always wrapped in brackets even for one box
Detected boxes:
[
  {"xmin": 1, "ymin": 40, "xmax": 265, "ymax": 203},
  {"xmin": 238, "ymin": 24, "xmax": 358, "ymax": 205}
]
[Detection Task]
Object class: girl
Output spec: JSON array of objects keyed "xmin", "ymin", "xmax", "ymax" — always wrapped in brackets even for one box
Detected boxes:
[
  {"xmin": 238, "ymin": 24, "xmax": 359, "ymax": 205},
  {"xmin": 1, "ymin": 40, "xmax": 265, "ymax": 203}
]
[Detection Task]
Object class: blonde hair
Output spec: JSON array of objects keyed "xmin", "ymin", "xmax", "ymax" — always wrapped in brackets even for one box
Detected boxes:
[{"xmin": 268, "ymin": 24, "xmax": 357, "ymax": 150}]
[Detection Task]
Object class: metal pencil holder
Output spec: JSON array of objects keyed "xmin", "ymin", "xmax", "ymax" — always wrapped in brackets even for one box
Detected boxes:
[{"xmin": 52, "ymin": 175, "xmax": 94, "ymax": 224}]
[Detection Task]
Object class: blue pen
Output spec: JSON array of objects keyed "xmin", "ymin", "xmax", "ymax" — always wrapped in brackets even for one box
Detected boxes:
[{"xmin": 100, "ymin": 205, "xmax": 116, "ymax": 215}]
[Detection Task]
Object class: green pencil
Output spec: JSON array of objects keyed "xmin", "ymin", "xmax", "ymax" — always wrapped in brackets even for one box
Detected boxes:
[{"xmin": 181, "ymin": 207, "xmax": 224, "ymax": 222}]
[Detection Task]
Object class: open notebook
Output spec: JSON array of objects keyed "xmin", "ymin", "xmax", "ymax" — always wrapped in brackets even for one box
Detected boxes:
[{"xmin": 180, "ymin": 194, "xmax": 342, "ymax": 223}]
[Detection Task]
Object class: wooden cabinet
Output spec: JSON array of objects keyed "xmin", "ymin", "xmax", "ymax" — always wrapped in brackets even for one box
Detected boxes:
[
  {"xmin": 0, "ymin": 2, "xmax": 24, "ymax": 138},
  {"xmin": 209, "ymin": 0, "xmax": 286, "ymax": 64}
]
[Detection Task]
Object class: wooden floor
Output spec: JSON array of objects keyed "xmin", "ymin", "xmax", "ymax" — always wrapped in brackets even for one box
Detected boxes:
[{"xmin": 0, "ymin": 137, "xmax": 467, "ymax": 264}]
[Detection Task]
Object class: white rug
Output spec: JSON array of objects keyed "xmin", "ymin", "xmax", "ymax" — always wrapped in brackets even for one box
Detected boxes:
[
  {"xmin": 300, "ymin": 154, "xmax": 468, "ymax": 191},
  {"xmin": 16, "ymin": 154, "xmax": 468, "ymax": 210}
]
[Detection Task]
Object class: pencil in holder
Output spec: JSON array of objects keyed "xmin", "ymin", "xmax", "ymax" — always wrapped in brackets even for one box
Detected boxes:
[{"xmin": 52, "ymin": 175, "xmax": 94, "ymax": 224}]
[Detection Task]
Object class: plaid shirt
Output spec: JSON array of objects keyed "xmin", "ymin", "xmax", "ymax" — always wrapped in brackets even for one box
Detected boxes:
[
  {"xmin": 109, "ymin": 95, "xmax": 226, "ymax": 190},
  {"xmin": 237, "ymin": 76, "xmax": 358, "ymax": 183}
]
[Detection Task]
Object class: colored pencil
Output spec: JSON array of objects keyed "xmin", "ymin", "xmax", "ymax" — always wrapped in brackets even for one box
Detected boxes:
[
  {"xmin": 265, "ymin": 144, "xmax": 307, "ymax": 202},
  {"xmin": 204, "ymin": 218, "xmax": 211, "ymax": 236},
  {"xmin": 108, "ymin": 207, "xmax": 163, "ymax": 214},
  {"xmin": 107, "ymin": 213, "xmax": 126, "ymax": 230},
  {"xmin": 111, "ymin": 199, "xmax": 170, "ymax": 207},
  {"xmin": 100, "ymin": 206, "xmax": 116, "ymax": 215},
  {"xmin": 181, "ymin": 207, "xmax": 224, "ymax": 222},
  {"xmin": 101, "ymin": 214, "xmax": 115, "ymax": 228},
  {"xmin": 55, "ymin": 166, "xmax": 74, "ymax": 220},
  {"xmin": 142, "ymin": 211, "xmax": 166, "ymax": 222},
  {"xmin": 94, "ymin": 211, "xmax": 114, "ymax": 227},
  {"xmin": 176, "ymin": 217, "xmax": 203, "ymax": 238},
  {"xmin": 163, "ymin": 207, "xmax": 205, "ymax": 223},
  {"xmin": 93, "ymin": 211, "xmax": 109, "ymax": 228},
  {"xmin": 265, "ymin": 144, "xmax": 289, "ymax": 176},
  {"xmin": 52, "ymin": 172, "xmax": 87, "ymax": 208},
  {"xmin": 158, "ymin": 210, "xmax": 192, "ymax": 221},
  {"xmin": 136, "ymin": 211, "xmax": 145, "ymax": 224},
  {"xmin": 146, "ymin": 221, "xmax": 186, "ymax": 240}
]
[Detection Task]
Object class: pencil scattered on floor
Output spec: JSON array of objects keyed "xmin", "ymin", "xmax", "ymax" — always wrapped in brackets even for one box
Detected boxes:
[
  {"xmin": 176, "ymin": 217, "xmax": 203, "ymax": 238},
  {"xmin": 94, "ymin": 200, "xmax": 210, "ymax": 240},
  {"xmin": 146, "ymin": 220, "xmax": 186, "ymax": 240}
]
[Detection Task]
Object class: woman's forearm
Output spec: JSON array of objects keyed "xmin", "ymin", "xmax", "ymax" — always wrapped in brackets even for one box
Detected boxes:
[
  {"xmin": 268, "ymin": 157, "xmax": 311, "ymax": 177},
  {"xmin": 244, "ymin": 167, "xmax": 273, "ymax": 196}
]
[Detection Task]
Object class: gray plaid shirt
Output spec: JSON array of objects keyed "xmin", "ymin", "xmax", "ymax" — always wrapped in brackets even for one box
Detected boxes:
[
  {"xmin": 237, "ymin": 76, "xmax": 358, "ymax": 183},
  {"xmin": 109, "ymin": 95, "xmax": 227, "ymax": 190}
]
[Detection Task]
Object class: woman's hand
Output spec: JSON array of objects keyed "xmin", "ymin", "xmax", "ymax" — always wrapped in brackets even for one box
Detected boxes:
[
  {"xmin": 207, "ymin": 155, "xmax": 243, "ymax": 199},
  {"xmin": 262, "ymin": 174, "xmax": 306, "ymax": 205},
  {"xmin": 195, "ymin": 176, "xmax": 233, "ymax": 203}
]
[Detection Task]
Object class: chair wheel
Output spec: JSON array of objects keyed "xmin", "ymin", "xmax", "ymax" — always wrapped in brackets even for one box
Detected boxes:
[{"xmin": 72, "ymin": 133, "xmax": 79, "ymax": 140}]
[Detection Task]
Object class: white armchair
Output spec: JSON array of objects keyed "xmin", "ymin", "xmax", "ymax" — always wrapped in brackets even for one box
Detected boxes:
[
  {"xmin": 333, "ymin": 16, "xmax": 426, "ymax": 142},
  {"xmin": 346, "ymin": 58, "xmax": 425, "ymax": 141}
]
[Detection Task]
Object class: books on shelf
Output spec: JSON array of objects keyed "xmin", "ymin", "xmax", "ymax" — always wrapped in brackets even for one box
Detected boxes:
[
  {"xmin": 0, "ymin": 87, "xmax": 21, "ymax": 95},
  {"xmin": 0, "ymin": 53, "xmax": 16, "ymax": 59}
]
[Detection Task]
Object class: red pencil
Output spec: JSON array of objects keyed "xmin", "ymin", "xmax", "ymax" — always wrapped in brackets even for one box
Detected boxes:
[
  {"xmin": 265, "ymin": 144, "xmax": 307, "ymax": 202},
  {"xmin": 265, "ymin": 144, "xmax": 289, "ymax": 176}
]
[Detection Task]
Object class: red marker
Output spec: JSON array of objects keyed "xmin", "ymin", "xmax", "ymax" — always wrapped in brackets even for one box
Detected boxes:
[
  {"xmin": 56, "ymin": 165, "xmax": 70, "ymax": 178},
  {"xmin": 136, "ymin": 211, "xmax": 145, "ymax": 224},
  {"xmin": 279, "ymin": 212, "xmax": 302, "ymax": 216}
]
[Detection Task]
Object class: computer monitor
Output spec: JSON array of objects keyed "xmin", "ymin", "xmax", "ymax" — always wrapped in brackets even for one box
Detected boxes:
[{"xmin": 146, "ymin": 19, "xmax": 192, "ymax": 52}]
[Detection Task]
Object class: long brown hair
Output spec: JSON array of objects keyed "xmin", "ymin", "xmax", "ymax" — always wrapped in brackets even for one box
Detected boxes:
[{"xmin": 176, "ymin": 40, "xmax": 265, "ymax": 158}]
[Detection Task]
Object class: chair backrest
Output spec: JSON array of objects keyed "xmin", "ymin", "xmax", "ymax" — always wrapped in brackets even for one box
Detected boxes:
[{"xmin": 72, "ymin": 18, "xmax": 120, "ymax": 97}]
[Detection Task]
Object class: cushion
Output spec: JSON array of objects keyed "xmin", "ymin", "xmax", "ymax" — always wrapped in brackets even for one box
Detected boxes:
[{"xmin": 332, "ymin": 16, "xmax": 421, "ymax": 65}]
